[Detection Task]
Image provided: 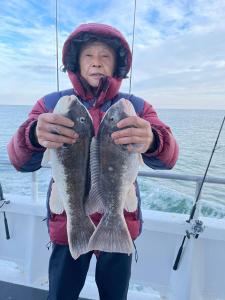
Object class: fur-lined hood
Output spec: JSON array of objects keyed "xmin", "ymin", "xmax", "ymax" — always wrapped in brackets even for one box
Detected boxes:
[{"xmin": 62, "ymin": 23, "xmax": 132, "ymax": 79}]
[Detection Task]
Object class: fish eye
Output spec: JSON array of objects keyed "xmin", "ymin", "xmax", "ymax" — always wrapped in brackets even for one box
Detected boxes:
[
  {"xmin": 61, "ymin": 143, "xmax": 70, "ymax": 149},
  {"xmin": 80, "ymin": 117, "xmax": 85, "ymax": 123},
  {"xmin": 110, "ymin": 116, "xmax": 114, "ymax": 122}
]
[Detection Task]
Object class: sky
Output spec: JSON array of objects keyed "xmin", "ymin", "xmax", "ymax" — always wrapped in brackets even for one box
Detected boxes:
[{"xmin": 0, "ymin": 0, "xmax": 225, "ymax": 109}]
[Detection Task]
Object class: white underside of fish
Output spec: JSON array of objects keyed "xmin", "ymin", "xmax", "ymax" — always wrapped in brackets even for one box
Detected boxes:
[{"xmin": 49, "ymin": 182, "xmax": 65, "ymax": 214}]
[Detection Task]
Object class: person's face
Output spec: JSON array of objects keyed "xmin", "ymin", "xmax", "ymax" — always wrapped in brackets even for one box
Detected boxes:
[{"xmin": 79, "ymin": 41, "xmax": 116, "ymax": 87}]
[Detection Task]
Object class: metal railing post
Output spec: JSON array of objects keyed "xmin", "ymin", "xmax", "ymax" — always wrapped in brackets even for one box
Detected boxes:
[{"xmin": 31, "ymin": 172, "xmax": 38, "ymax": 203}]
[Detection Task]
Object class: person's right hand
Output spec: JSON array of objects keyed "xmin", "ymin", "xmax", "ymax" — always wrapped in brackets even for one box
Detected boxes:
[{"xmin": 35, "ymin": 113, "xmax": 78, "ymax": 148}]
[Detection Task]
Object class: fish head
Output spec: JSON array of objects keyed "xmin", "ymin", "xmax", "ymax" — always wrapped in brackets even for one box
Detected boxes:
[
  {"xmin": 55, "ymin": 95, "xmax": 94, "ymax": 138},
  {"xmin": 98, "ymin": 98, "xmax": 136, "ymax": 137}
]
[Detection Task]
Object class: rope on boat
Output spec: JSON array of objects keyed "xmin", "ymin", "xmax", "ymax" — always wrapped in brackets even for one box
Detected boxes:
[
  {"xmin": 128, "ymin": 0, "xmax": 137, "ymax": 95},
  {"xmin": 55, "ymin": 0, "xmax": 59, "ymax": 92}
]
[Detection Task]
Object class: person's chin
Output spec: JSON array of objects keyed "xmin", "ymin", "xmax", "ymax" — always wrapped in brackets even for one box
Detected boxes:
[{"xmin": 87, "ymin": 79, "xmax": 100, "ymax": 88}]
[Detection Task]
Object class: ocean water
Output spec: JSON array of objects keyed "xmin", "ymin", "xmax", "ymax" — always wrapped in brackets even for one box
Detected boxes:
[{"xmin": 0, "ymin": 105, "xmax": 225, "ymax": 219}]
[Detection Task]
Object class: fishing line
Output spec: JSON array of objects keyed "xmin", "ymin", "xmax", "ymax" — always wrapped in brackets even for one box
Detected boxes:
[
  {"xmin": 55, "ymin": 0, "xmax": 59, "ymax": 92},
  {"xmin": 173, "ymin": 115, "xmax": 225, "ymax": 271},
  {"xmin": 128, "ymin": 0, "xmax": 137, "ymax": 95}
]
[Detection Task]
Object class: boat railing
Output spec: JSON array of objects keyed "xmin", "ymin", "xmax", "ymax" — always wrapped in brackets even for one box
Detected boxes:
[{"xmin": 1, "ymin": 159, "xmax": 225, "ymax": 213}]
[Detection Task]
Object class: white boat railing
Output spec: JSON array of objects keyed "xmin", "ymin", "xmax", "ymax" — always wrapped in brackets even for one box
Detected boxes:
[
  {"xmin": 18, "ymin": 169, "xmax": 225, "ymax": 208},
  {"xmin": 139, "ymin": 170, "xmax": 225, "ymax": 217},
  {"xmin": 1, "ymin": 159, "xmax": 225, "ymax": 206}
]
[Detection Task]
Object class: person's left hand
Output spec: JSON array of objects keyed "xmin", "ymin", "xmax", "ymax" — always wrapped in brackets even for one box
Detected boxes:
[{"xmin": 111, "ymin": 116, "xmax": 154, "ymax": 153}]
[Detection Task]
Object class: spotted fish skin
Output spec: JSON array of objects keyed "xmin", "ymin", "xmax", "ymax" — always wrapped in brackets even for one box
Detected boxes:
[
  {"xmin": 88, "ymin": 98, "xmax": 140, "ymax": 254},
  {"xmin": 50, "ymin": 95, "xmax": 95, "ymax": 259}
]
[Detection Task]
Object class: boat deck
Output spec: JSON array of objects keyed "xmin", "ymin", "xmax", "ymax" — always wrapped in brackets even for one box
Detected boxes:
[{"xmin": 0, "ymin": 281, "xmax": 91, "ymax": 300}]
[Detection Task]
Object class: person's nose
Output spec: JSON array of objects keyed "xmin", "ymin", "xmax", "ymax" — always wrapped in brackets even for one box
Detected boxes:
[{"xmin": 92, "ymin": 55, "xmax": 102, "ymax": 68}]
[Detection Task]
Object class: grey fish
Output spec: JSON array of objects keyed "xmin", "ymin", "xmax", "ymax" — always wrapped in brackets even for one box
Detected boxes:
[
  {"xmin": 43, "ymin": 95, "xmax": 95, "ymax": 259},
  {"xmin": 87, "ymin": 98, "xmax": 141, "ymax": 254}
]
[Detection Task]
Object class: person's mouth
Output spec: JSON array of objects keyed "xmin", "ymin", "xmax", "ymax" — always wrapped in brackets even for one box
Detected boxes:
[{"xmin": 90, "ymin": 73, "xmax": 105, "ymax": 78}]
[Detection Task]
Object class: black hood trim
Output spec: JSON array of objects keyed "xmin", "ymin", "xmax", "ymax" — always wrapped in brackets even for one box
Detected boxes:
[{"xmin": 63, "ymin": 32, "xmax": 129, "ymax": 79}]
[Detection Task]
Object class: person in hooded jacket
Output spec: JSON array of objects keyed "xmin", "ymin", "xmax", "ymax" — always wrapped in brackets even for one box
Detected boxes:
[{"xmin": 7, "ymin": 23, "xmax": 179, "ymax": 300}]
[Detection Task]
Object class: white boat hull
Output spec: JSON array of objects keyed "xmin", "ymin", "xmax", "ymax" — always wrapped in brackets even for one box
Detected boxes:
[{"xmin": 0, "ymin": 197, "xmax": 225, "ymax": 299}]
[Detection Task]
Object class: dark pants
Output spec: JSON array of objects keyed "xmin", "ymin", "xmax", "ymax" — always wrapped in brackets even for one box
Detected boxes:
[{"xmin": 47, "ymin": 244, "xmax": 132, "ymax": 300}]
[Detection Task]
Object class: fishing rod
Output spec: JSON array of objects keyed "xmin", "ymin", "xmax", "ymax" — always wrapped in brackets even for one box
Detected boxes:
[{"xmin": 173, "ymin": 115, "xmax": 225, "ymax": 271}]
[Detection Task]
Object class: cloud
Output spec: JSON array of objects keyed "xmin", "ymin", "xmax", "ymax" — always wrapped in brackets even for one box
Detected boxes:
[
  {"xmin": 129, "ymin": 24, "xmax": 225, "ymax": 109},
  {"xmin": 0, "ymin": 0, "xmax": 225, "ymax": 109}
]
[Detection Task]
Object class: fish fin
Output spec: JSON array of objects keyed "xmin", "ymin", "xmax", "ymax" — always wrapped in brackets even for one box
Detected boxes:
[
  {"xmin": 85, "ymin": 186, "xmax": 105, "ymax": 214},
  {"xmin": 88, "ymin": 212, "xmax": 133, "ymax": 255},
  {"xmin": 49, "ymin": 183, "xmax": 64, "ymax": 214},
  {"xmin": 41, "ymin": 149, "xmax": 51, "ymax": 167},
  {"xmin": 90, "ymin": 137, "xmax": 99, "ymax": 182},
  {"xmin": 124, "ymin": 184, "xmax": 138, "ymax": 212},
  {"xmin": 85, "ymin": 137, "xmax": 104, "ymax": 214},
  {"xmin": 67, "ymin": 215, "xmax": 95, "ymax": 260}
]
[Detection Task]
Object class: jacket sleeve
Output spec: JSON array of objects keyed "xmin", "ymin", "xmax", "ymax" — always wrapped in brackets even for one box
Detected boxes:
[
  {"xmin": 7, "ymin": 98, "xmax": 48, "ymax": 172},
  {"xmin": 140, "ymin": 101, "xmax": 179, "ymax": 170}
]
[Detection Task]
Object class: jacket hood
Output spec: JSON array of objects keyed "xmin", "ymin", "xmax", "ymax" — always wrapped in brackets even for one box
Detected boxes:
[{"xmin": 62, "ymin": 23, "xmax": 132, "ymax": 79}]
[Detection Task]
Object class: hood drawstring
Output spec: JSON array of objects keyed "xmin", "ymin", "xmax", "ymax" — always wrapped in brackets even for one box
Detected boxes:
[{"xmin": 132, "ymin": 240, "xmax": 138, "ymax": 263}]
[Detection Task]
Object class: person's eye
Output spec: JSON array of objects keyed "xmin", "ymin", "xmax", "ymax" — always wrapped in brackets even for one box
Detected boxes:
[{"xmin": 83, "ymin": 52, "xmax": 92, "ymax": 57}]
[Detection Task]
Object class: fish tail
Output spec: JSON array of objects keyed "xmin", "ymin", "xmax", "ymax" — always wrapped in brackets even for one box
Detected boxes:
[
  {"xmin": 88, "ymin": 212, "xmax": 133, "ymax": 254},
  {"xmin": 68, "ymin": 216, "xmax": 95, "ymax": 260}
]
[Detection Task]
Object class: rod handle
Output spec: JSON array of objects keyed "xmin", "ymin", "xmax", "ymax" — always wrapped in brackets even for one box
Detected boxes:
[
  {"xmin": 3, "ymin": 212, "xmax": 10, "ymax": 240},
  {"xmin": 173, "ymin": 236, "xmax": 186, "ymax": 270}
]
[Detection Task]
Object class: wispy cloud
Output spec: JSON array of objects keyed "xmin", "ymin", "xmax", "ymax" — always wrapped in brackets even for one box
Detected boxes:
[{"xmin": 0, "ymin": 0, "xmax": 225, "ymax": 108}]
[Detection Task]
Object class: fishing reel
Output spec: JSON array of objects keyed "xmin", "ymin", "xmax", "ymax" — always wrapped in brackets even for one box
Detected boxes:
[{"xmin": 186, "ymin": 219, "xmax": 205, "ymax": 239}]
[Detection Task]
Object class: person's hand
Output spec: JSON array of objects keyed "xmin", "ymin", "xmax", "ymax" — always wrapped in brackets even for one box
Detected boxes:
[
  {"xmin": 35, "ymin": 113, "xmax": 78, "ymax": 148},
  {"xmin": 111, "ymin": 116, "xmax": 154, "ymax": 153}
]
